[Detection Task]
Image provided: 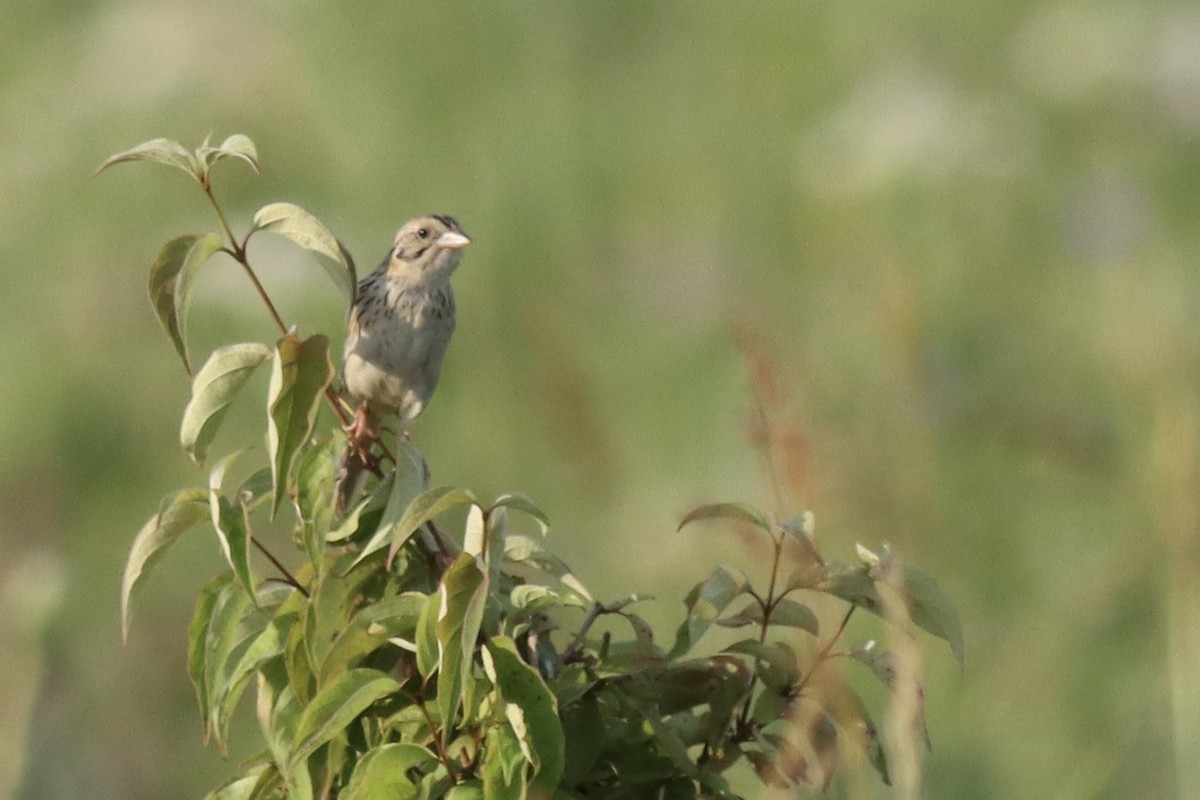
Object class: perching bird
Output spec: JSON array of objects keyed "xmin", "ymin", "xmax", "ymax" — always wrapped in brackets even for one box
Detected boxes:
[
  {"xmin": 338, "ymin": 216, "xmax": 469, "ymax": 505},
  {"xmin": 343, "ymin": 214, "xmax": 469, "ymax": 427}
]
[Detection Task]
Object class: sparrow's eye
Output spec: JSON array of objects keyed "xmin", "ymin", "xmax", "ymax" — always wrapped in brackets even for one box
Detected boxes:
[{"xmin": 417, "ymin": 228, "xmax": 429, "ymax": 239}]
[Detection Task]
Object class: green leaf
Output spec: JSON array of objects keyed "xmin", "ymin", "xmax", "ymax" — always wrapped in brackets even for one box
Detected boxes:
[
  {"xmin": 199, "ymin": 133, "xmax": 260, "ymax": 175},
  {"xmin": 251, "ymin": 202, "xmax": 357, "ymax": 316},
  {"xmin": 181, "ymin": 343, "xmax": 272, "ymax": 464},
  {"xmin": 502, "ymin": 535, "xmax": 594, "ymax": 604},
  {"xmin": 146, "ymin": 234, "xmax": 222, "ymax": 376},
  {"xmin": 94, "ymin": 137, "xmax": 200, "ymax": 179},
  {"xmin": 209, "ymin": 451, "xmax": 256, "ymax": 600},
  {"xmin": 482, "ymin": 637, "xmax": 565, "ymax": 794},
  {"xmin": 670, "ymin": 565, "xmax": 751, "ymax": 657},
  {"xmin": 122, "ymin": 488, "xmax": 209, "ymax": 641},
  {"xmin": 351, "ymin": 441, "xmax": 429, "ymax": 564},
  {"xmin": 293, "ymin": 434, "xmax": 342, "ymax": 572},
  {"xmin": 203, "ymin": 578, "xmax": 256, "ymax": 750},
  {"xmin": 171, "ymin": 232, "xmax": 227, "ymax": 375},
  {"xmin": 819, "ymin": 562, "xmax": 882, "ymax": 615},
  {"xmin": 488, "ymin": 493, "xmax": 550, "ymax": 536},
  {"xmin": 435, "ymin": 554, "xmax": 489, "ymax": 741},
  {"xmin": 288, "ymin": 668, "xmax": 400, "ymax": 771},
  {"xmin": 414, "ymin": 592, "xmax": 439, "ymax": 679},
  {"xmin": 319, "ymin": 593, "xmax": 426, "ymax": 683},
  {"xmin": 203, "ymin": 764, "xmax": 272, "ymax": 800},
  {"xmin": 188, "ymin": 573, "xmax": 233, "ymax": 732},
  {"xmin": 385, "ymin": 485, "xmax": 478, "ymax": 569},
  {"xmin": 214, "ymin": 617, "xmax": 290, "ymax": 748},
  {"xmin": 559, "ymin": 692, "xmax": 603, "ymax": 786},
  {"xmin": 716, "ymin": 599, "xmax": 819, "ymax": 637},
  {"xmin": 482, "ymin": 724, "xmax": 527, "ymax": 800},
  {"xmin": 341, "ymin": 743, "xmax": 437, "ymax": 800},
  {"xmin": 678, "ymin": 502, "xmax": 772, "ymax": 533},
  {"xmin": 901, "ymin": 563, "xmax": 965, "ymax": 668},
  {"xmin": 267, "ymin": 333, "xmax": 334, "ymax": 517}
]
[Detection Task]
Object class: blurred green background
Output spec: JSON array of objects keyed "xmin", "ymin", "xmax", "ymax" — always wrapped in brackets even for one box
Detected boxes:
[{"xmin": 3, "ymin": 0, "xmax": 1199, "ymax": 797}]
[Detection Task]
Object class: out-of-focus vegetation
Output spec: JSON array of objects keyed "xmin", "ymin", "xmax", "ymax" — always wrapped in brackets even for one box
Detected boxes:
[{"xmin": 2, "ymin": 1, "xmax": 1198, "ymax": 798}]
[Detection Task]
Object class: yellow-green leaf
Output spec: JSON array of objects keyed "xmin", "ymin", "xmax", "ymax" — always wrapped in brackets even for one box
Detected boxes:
[
  {"xmin": 251, "ymin": 202, "xmax": 356, "ymax": 317},
  {"xmin": 288, "ymin": 668, "xmax": 400, "ymax": 770},
  {"xmin": 267, "ymin": 334, "xmax": 334, "ymax": 517},
  {"xmin": 94, "ymin": 137, "xmax": 200, "ymax": 179},
  {"xmin": 482, "ymin": 637, "xmax": 564, "ymax": 793},
  {"xmin": 146, "ymin": 234, "xmax": 222, "ymax": 375},
  {"xmin": 181, "ymin": 343, "xmax": 271, "ymax": 464},
  {"xmin": 122, "ymin": 488, "xmax": 209, "ymax": 642}
]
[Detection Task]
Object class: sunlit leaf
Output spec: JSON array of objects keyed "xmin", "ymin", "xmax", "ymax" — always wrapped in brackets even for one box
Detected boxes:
[
  {"xmin": 267, "ymin": 333, "xmax": 334, "ymax": 517},
  {"xmin": 502, "ymin": 535, "xmax": 594, "ymax": 604},
  {"xmin": 188, "ymin": 573, "xmax": 233, "ymax": 734},
  {"xmin": 482, "ymin": 637, "xmax": 565, "ymax": 793},
  {"xmin": 350, "ymin": 441, "xmax": 429, "ymax": 565},
  {"xmin": 414, "ymin": 592, "xmax": 439, "ymax": 679},
  {"xmin": 481, "ymin": 724, "xmax": 527, "ymax": 800},
  {"xmin": 199, "ymin": 134, "xmax": 260, "ymax": 175},
  {"xmin": 146, "ymin": 233, "xmax": 223, "ymax": 375},
  {"xmin": 180, "ymin": 343, "xmax": 271, "ymax": 464},
  {"xmin": 287, "ymin": 668, "xmax": 400, "ymax": 770},
  {"xmin": 319, "ymin": 593, "xmax": 426, "ymax": 683},
  {"xmin": 341, "ymin": 743, "xmax": 436, "ymax": 800},
  {"xmin": 435, "ymin": 554, "xmax": 488, "ymax": 741},
  {"xmin": 251, "ymin": 202, "xmax": 356, "ymax": 316},
  {"xmin": 384, "ymin": 485, "xmax": 478, "ymax": 569},
  {"xmin": 293, "ymin": 435, "xmax": 342, "ymax": 571},
  {"xmin": 204, "ymin": 577, "xmax": 255, "ymax": 751},
  {"xmin": 203, "ymin": 763, "xmax": 272, "ymax": 800},
  {"xmin": 94, "ymin": 137, "xmax": 200, "ymax": 180},
  {"xmin": 488, "ymin": 493, "xmax": 550, "ymax": 536},
  {"xmin": 678, "ymin": 502, "xmax": 772, "ymax": 533},
  {"xmin": 122, "ymin": 488, "xmax": 209, "ymax": 642},
  {"xmin": 206, "ymin": 450, "xmax": 257, "ymax": 602}
]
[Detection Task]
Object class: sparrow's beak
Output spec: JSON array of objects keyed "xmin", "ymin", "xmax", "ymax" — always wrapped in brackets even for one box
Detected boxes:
[{"xmin": 437, "ymin": 230, "xmax": 471, "ymax": 250}]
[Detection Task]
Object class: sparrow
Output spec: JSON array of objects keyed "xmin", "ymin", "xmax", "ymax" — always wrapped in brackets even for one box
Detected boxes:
[{"xmin": 338, "ymin": 215, "xmax": 469, "ymax": 504}]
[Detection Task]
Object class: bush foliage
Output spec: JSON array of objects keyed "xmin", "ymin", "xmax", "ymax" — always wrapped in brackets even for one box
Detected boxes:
[{"xmin": 102, "ymin": 135, "xmax": 962, "ymax": 799}]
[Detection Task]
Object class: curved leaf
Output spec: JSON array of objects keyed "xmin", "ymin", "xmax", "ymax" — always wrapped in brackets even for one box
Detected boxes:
[
  {"xmin": 122, "ymin": 488, "xmax": 209, "ymax": 641},
  {"xmin": 169, "ymin": 232, "xmax": 227, "ymax": 375},
  {"xmin": 482, "ymin": 636, "xmax": 565, "ymax": 793},
  {"xmin": 199, "ymin": 134, "xmax": 260, "ymax": 175},
  {"xmin": 181, "ymin": 343, "xmax": 272, "ymax": 464},
  {"xmin": 901, "ymin": 564, "xmax": 965, "ymax": 668},
  {"xmin": 670, "ymin": 564, "xmax": 751, "ymax": 657},
  {"xmin": 341, "ymin": 743, "xmax": 436, "ymax": 800},
  {"xmin": 94, "ymin": 137, "xmax": 200, "ymax": 179},
  {"xmin": 209, "ymin": 451, "xmax": 256, "ymax": 600},
  {"xmin": 267, "ymin": 334, "xmax": 334, "ymax": 517},
  {"xmin": 146, "ymin": 234, "xmax": 222, "ymax": 375},
  {"xmin": 488, "ymin": 493, "xmax": 550, "ymax": 536},
  {"xmin": 188, "ymin": 573, "xmax": 233, "ymax": 731},
  {"xmin": 435, "ymin": 554, "xmax": 489, "ymax": 740},
  {"xmin": 384, "ymin": 485, "xmax": 478, "ymax": 569},
  {"xmin": 351, "ymin": 441, "xmax": 429, "ymax": 564},
  {"xmin": 287, "ymin": 668, "xmax": 400, "ymax": 770},
  {"xmin": 251, "ymin": 202, "xmax": 356, "ymax": 316},
  {"xmin": 678, "ymin": 502, "xmax": 772, "ymax": 533}
]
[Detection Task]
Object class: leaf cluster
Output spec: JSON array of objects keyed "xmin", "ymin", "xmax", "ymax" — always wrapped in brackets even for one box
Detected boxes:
[{"xmin": 105, "ymin": 136, "xmax": 962, "ymax": 799}]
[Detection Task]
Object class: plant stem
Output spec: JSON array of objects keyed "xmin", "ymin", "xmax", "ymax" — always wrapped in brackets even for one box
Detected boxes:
[
  {"xmin": 203, "ymin": 182, "xmax": 353, "ymax": 429},
  {"xmin": 251, "ymin": 535, "xmax": 309, "ymax": 598}
]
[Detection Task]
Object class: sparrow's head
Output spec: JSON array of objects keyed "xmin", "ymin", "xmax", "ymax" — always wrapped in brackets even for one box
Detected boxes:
[{"xmin": 389, "ymin": 214, "xmax": 470, "ymax": 281}]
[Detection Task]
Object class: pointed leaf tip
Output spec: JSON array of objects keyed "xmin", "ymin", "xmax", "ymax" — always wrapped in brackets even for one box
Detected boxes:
[
  {"xmin": 678, "ymin": 502, "xmax": 772, "ymax": 533},
  {"xmin": 251, "ymin": 203, "xmax": 356, "ymax": 316},
  {"xmin": 94, "ymin": 137, "xmax": 201, "ymax": 180}
]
